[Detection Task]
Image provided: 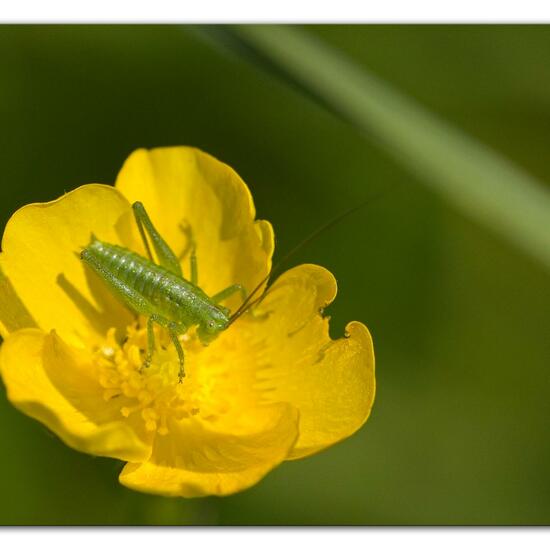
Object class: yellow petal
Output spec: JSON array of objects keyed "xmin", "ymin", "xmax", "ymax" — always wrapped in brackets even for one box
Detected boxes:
[
  {"xmin": 246, "ymin": 264, "xmax": 375, "ymax": 459},
  {"xmin": 0, "ymin": 329, "xmax": 152, "ymax": 462},
  {"xmin": 0, "ymin": 184, "xmax": 136, "ymax": 346},
  {"xmin": 115, "ymin": 147, "xmax": 274, "ymax": 309},
  {"xmin": 0, "ymin": 265, "xmax": 39, "ymax": 336},
  {"xmin": 119, "ymin": 404, "xmax": 298, "ymax": 497}
]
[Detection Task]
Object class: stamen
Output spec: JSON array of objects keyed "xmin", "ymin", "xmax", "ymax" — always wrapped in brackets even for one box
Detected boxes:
[{"xmin": 95, "ymin": 323, "xmax": 208, "ymax": 436}]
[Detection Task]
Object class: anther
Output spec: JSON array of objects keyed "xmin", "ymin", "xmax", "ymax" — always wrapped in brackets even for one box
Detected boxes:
[{"xmin": 97, "ymin": 324, "xmax": 203, "ymax": 437}]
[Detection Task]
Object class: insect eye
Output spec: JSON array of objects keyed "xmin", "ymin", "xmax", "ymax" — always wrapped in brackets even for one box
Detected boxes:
[{"xmin": 208, "ymin": 321, "xmax": 214, "ymax": 329}]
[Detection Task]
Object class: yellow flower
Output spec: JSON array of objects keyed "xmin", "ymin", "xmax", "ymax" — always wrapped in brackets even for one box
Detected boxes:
[{"xmin": 0, "ymin": 147, "xmax": 375, "ymax": 498}]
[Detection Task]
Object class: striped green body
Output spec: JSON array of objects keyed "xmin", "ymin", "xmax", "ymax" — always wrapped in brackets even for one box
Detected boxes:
[
  {"xmin": 78, "ymin": 201, "xmax": 246, "ymax": 381},
  {"xmin": 81, "ymin": 239, "xmax": 230, "ymax": 338}
]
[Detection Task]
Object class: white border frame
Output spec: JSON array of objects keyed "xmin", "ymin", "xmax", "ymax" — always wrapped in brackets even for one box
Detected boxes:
[{"xmin": 1, "ymin": 1, "xmax": 550, "ymax": 23}]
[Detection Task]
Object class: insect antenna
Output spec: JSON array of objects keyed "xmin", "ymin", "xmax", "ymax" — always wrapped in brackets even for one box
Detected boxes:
[{"xmin": 228, "ymin": 186, "xmax": 396, "ymax": 325}]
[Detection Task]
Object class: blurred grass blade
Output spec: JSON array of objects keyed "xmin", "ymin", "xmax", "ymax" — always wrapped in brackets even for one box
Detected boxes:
[{"xmin": 228, "ymin": 25, "xmax": 550, "ymax": 270}]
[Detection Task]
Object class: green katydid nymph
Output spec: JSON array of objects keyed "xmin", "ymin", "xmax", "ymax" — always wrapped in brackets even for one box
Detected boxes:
[
  {"xmin": 80, "ymin": 194, "xmax": 383, "ymax": 383},
  {"xmin": 80, "ymin": 202, "xmax": 253, "ymax": 383}
]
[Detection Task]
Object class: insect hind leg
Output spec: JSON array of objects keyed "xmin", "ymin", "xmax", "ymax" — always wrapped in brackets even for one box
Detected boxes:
[
  {"xmin": 132, "ymin": 202, "xmax": 182, "ymax": 277},
  {"xmin": 178, "ymin": 221, "xmax": 198, "ymax": 285}
]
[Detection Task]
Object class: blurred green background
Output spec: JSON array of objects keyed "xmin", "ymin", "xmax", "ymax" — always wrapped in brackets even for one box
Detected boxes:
[{"xmin": 0, "ymin": 25, "xmax": 549, "ymax": 525}]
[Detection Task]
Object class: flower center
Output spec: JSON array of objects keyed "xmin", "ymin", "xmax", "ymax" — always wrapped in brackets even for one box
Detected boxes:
[{"xmin": 94, "ymin": 322, "xmax": 216, "ymax": 435}]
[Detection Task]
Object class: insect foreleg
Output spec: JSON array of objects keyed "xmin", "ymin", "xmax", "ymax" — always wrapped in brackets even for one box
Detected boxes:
[
  {"xmin": 168, "ymin": 328, "xmax": 185, "ymax": 383},
  {"xmin": 144, "ymin": 314, "xmax": 187, "ymax": 382},
  {"xmin": 132, "ymin": 202, "xmax": 183, "ymax": 277},
  {"xmin": 178, "ymin": 221, "xmax": 198, "ymax": 285},
  {"xmin": 211, "ymin": 283, "xmax": 247, "ymax": 305},
  {"xmin": 142, "ymin": 316, "xmax": 157, "ymax": 370}
]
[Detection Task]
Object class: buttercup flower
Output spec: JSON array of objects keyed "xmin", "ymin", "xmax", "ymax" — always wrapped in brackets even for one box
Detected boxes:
[{"xmin": 0, "ymin": 147, "xmax": 375, "ymax": 497}]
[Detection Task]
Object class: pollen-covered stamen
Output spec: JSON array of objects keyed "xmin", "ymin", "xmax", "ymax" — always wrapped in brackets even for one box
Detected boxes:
[{"xmin": 94, "ymin": 324, "xmax": 208, "ymax": 435}]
